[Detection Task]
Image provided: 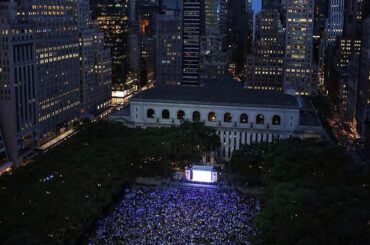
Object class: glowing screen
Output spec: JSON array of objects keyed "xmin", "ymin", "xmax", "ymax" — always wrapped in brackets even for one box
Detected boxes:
[{"xmin": 192, "ymin": 170, "xmax": 212, "ymax": 183}]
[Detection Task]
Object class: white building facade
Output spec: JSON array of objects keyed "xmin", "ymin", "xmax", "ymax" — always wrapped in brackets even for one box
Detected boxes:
[
  {"xmin": 111, "ymin": 85, "xmax": 323, "ymax": 160},
  {"xmin": 129, "ymin": 101, "xmax": 299, "ymax": 159}
]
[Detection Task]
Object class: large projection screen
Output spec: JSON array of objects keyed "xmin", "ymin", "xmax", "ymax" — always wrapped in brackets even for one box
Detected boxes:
[{"xmin": 192, "ymin": 170, "xmax": 212, "ymax": 183}]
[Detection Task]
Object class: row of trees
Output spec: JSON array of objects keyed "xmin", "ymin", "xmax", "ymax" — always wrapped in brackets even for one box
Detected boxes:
[
  {"xmin": 0, "ymin": 121, "xmax": 219, "ymax": 244},
  {"xmin": 229, "ymin": 139, "xmax": 370, "ymax": 244}
]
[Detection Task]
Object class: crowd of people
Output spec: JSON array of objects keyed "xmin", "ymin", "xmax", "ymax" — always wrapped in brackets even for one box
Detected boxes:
[{"xmin": 89, "ymin": 186, "xmax": 258, "ymax": 244}]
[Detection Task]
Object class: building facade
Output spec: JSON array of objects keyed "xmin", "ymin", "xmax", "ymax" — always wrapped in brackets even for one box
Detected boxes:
[
  {"xmin": 155, "ymin": 9, "xmax": 183, "ymax": 85},
  {"xmin": 335, "ymin": 0, "xmax": 370, "ymax": 73},
  {"xmin": 78, "ymin": 1, "xmax": 112, "ymax": 118},
  {"xmin": 230, "ymin": 0, "xmax": 253, "ymax": 76},
  {"xmin": 17, "ymin": 0, "xmax": 81, "ymax": 144},
  {"xmin": 111, "ymin": 85, "xmax": 324, "ymax": 159},
  {"xmin": 318, "ymin": 0, "xmax": 344, "ymax": 88},
  {"xmin": 0, "ymin": 127, "xmax": 11, "ymax": 175},
  {"xmin": 91, "ymin": 0, "xmax": 129, "ymax": 89},
  {"xmin": 0, "ymin": 0, "xmax": 112, "ymax": 164},
  {"xmin": 284, "ymin": 0, "xmax": 316, "ymax": 95},
  {"xmin": 182, "ymin": 0, "xmax": 202, "ymax": 85},
  {"xmin": 0, "ymin": 0, "xmax": 38, "ymax": 164},
  {"xmin": 356, "ymin": 18, "xmax": 370, "ymax": 145},
  {"xmin": 245, "ymin": 8, "xmax": 285, "ymax": 91},
  {"xmin": 199, "ymin": 0, "xmax": 230, "ymax": 81}
]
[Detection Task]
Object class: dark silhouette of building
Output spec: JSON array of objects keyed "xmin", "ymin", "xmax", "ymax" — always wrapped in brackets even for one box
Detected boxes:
[{"xmin": 91, "ymin": 0, "xmax": 129, "ymax": 89}]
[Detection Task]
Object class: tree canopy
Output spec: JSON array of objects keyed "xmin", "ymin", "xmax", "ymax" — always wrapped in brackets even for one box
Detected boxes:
[
  {"xmin": 0, "ymin": 121, "xmax": 219, "ymax": 244},
  {"xmin": 249, "ymin": 139, "xmax": 370, "ymax": 245}
]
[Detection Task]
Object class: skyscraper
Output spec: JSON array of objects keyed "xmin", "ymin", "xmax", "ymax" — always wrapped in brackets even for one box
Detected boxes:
[
  {"xmin": 155, "ymin": 9, "xmax": 183, "ymax": 85},
  {"xmin": 322, "ymin": 0, "xmax": 345, "ymax": 45},
  {"xmin": 245, "ymin": 7, "xmax": 285, "ymax": 90},
  {"xmin": 0, "ymin": 0, "xmax": 38, "ymax": 164},
  {"xmin": 230, "ymin": 0, "xmax": 254, "ymax": 76},
  {"xmin": 0, "ymin": 128, "xmax": 9, "ymax": 167},
  {"xmin": 128, "ymin": 0, "xmax": 141, "ymax": 77},
  {"xmin": 138, "ymin": 0, "xmax": 158, "ymax": 86},
  {"xmin": 199, "ymin": 0, "xmax": 230, "ymax": 80},
  {"xmin": 356, "ymin": 18, "xmax": 370, "ymax": 146},
  {"xmin": 127, "ymin": 0, "xmax": 158, "ymax": 86},
  {"xmin": 182, "ymin": 0, "xmax": 202, "ymax": 85},
  {"xmin": 91, "ymin": 0, "xmax": 129, "ymax": 89},
  {"xmin": 78, "ymin": 1, "xmax": 112, "ymax": 117},
  {"xmin": 17, "ymin": 0, "xmax": 82, "ymax": 145},
  {"xmin": 318, "ymin": 0, "xmax": 344, "ymax": 90},
  {"xmin": 313, "ymin": 0, "xmax": 328, "ymax": 65},
  {"xmin": 335, "ymin": 0, "xmax": 369, "ymax": 72},
  {"xmin": 0, "ymin": 0, "xmax": 112, "ymax": 164},
  {"xmin": 284, "ymin": 0, "xmax": 316, "ymax": 95}
]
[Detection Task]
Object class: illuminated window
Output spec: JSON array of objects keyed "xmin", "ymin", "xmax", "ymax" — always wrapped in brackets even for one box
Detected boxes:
[
  {"xmin": 208, "ymin": 112, "xmax": 216, "ymax": 122},
  {"xmin": 272, "ymin": 115, "xmax": 281, "ymax": 125},
  {"xmin": 240, "ymin": 114, "xmax": 248, "ymax": 124}
]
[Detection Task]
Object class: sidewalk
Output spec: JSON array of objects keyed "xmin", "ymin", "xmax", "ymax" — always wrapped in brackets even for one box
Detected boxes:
[{"xmin": 38, "ymin": 129, "xmax": 76, "ymax": 151}]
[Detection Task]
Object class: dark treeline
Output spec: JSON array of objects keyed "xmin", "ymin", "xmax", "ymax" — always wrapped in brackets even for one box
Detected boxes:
[
  {"xmin": 0, "ymin": 121, "xmax": 219, "ymax": 244},
  {"xmin": 229, "ymin": 139, "xmax": 370, "ymax": 244}
]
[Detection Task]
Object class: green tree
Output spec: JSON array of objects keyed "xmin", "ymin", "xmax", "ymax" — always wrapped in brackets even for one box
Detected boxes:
[
  {"xmin": 254, "ymin": 139, "xmax": 370, "ymax": 245},
  {"xmin": 228, "ymin": 143, "xmax": 270, "ymax": 185}
]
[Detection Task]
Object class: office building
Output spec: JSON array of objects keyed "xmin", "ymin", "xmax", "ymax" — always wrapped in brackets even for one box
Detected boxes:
[
  {"xmin": 78, "ymin": 1, "xmax": 112, "ymax": 117},
  {"xmin": 245, "ymin": 7, "xmax": 285, "ymax": 90},
  {"xmin": 0, "ymin": 128, "xmax": 8, "ymax": 165},
  {"xmin": 17, "ymin": 0, "xmax": 81, "ymax": 144},
  {"xmin": 137, "ymin": 0, "xmax": 158, "ymax": 85},
  {"xmin": 230, "ymin": 0, "xmax": 253, "ymax": 76},
  {"xmin": 199, "ymin": 0, "xmax": 230, "ymax": 80},
  {"xmin": 339, "ymin": 55, "xmax": 359, "ymax": 123},
  {"xmin": 128, "ymin": 0, "xmax": 141, "ymax": 77},
  {"xmin": 0, "ymin": 0, "xmax": 111, "ymax": 164},
  {"xmin": 356, "ymin": 18, "xmax": 370, "ymax": 146},
  {"xmin": 0, "ymin": 0, "xmax": 38, "ymax": 164},
  {"xmin": 335, "ymin": 0, "xmax": 369, "ymax": 72},
  {"xmin": 322, "ymin": 0, "xmax": 344, "ymax": 45},
  {"xmin": 318, "ymin": 0, "xmax": 344, "ymax": 89},
  {"xmin": 182, "ymin": 0, "xmax": 202, "ymax": 85},
  {"xmin": 313, "ymin": 0, "xmax": 328, "ymax": 65},
  {"xmin": 91, "ymin": 0, "xmax": 129, "ymax": 89},
  {"xmin": 0, "ymin": 127, "xmax": 11, "ymax": 175},
  {"xmin": 127, "ymin": 0, "xmax": 158, "ymax": 86},
  {"xmin": 155, "ymin": 9, "xmax": 183, "ymax": 85},
  {"xmin": 284, "ymin": 0, "xmax": 316, "ymax": 95}
]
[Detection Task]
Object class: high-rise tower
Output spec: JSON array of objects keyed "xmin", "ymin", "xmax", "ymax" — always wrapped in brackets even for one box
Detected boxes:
[
  {"xmin": 284, "ymin": 0, "xmax": 316, "ymax": 95},
  {"xmin": 0, "ymin": 0, "xmax": 38, "ymax": 164},
  {"xmin": 91, "ymin": 0, "xmax": 129, "ymax": 89},
  {"xmin": 246, "ymin": 7, "xmax": 285, "ymax": 91},
  {"xmin": 155, "ymin": 9, "xmax": 183, "ymax": 85},
  {"xmin": 199, "ymin": 0, "xmax": 230, "ymax": 81},
  {"xmin": 182, "ymin": 0, "xmax": 202, "ymax": 85}
]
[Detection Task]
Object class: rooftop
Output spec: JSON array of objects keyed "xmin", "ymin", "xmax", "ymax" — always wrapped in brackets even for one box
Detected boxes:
[
  {"xmin": 131, "ymin": 84, "xmax": 299, "ymax": 109},
  {"xmin": 298, "ymin": 97, "xmax": 322, "ymax": 127}
]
